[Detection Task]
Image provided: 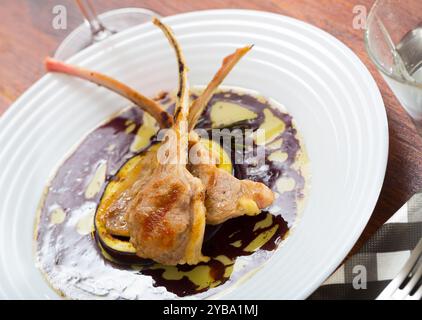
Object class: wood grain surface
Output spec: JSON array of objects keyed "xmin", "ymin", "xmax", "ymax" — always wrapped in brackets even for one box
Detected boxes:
[{"xmin": 0, "ymin": 0, "xmax": 421, "ymax": 256}]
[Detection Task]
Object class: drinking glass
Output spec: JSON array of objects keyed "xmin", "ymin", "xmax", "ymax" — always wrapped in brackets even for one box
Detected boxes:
[{"xmin": 365, "ymin": 0, "xmax": 422, "ymax": 134}]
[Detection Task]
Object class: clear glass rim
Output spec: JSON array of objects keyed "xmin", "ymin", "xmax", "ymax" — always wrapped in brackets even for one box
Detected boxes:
[
  {"xmin": 91, "ymin": 7, "xmax": 159, "ymax": 21},
  {"xmin": 364, "ymin": 0, "xmax": 422, "ymax": 89},
  {"xmin": 54, "ymin": 7, "xmax": 160, "ymax": 60}
]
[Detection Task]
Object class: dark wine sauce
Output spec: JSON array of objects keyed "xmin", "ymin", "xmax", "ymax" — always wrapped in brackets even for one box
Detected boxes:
[{"xmin": 36, "ymin": 89, "xmax": 308, "ymax": 299}]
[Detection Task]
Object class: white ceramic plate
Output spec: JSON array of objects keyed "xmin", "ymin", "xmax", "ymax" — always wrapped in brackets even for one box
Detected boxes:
[{"xmin": 0, "ymin": 9, "xmax": 388, "ymax": 299}]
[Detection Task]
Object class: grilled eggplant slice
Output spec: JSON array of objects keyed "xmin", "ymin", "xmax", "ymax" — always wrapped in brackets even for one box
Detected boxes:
[
  {"xmin": 94, "ymin": 139, "xmax": 232, "ymax": 264},
  {"xmin": 94, "ymin": 149, "xmax": 155, "ymax": 265}
]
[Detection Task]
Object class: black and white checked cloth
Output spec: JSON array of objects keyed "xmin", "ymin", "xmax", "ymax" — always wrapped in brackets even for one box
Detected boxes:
[{"xmin": 309, "ymin": 193, "xmax": 422, "ymax": 300}]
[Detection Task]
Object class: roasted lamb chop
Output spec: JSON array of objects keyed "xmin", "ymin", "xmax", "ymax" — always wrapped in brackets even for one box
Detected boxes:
[{"xmin": 125, "ymin": 18, "xmax": 207, "ymax": 265}]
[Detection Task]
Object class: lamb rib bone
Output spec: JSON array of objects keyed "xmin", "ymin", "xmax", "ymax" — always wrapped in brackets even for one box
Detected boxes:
[
  {"xmin": 45, "ymin": 57, "xmax": 173, "ymax": 129},
  {"xmin": 188, "ymin": 45, "xmax": 253, "ymax": 131}
]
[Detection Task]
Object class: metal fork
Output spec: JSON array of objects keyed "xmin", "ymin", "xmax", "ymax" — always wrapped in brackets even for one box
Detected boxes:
[{"xmin": 377, "ymin": 238, "xmax": 422, "ymax": 300}]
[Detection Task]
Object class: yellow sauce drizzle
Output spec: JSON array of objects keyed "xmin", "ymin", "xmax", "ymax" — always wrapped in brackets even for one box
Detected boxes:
[
  {"xmin": 125, "ymin": 123, "xmax": 137, "ymax": 134},
  {"xmin": 255, "ymin": 109, "xmax": 286, "ymax": 145},
  {"xmin": 76, "ymin": 208, "xmax": 96, "ymax": 235},
  {"xmin": 244, "ymin": 225, "xmax": 279, "ymax": 252},
  {"xmin": 268, "ymin": 150, "xmax": 288, "ymax": 163},
  {"xmin": 155, "ymin": 265, "xmax": 216, "ymax": 290},
  {"xmin": 50, "ymin": 206, "xmax": 66, "ymax": 225},
  {"xmin": 267, "ymin": 138, "xmax": 283, "ymax": 150},
  {"xmin": 253, "ymin": 214, "xmax": 273, "ymax": 232},
  {"xmin": 130, "ymin": 113, "xmax": 158, "ymax": 153},
  {"xmin": 85, "ymin": 161, "xmax": 107, "ymax": 199},
  {"xmin": 230, "ymin": 240, "xmax": 242, "ymax": 248},
  {"xmin": 214, "ymin": 255, "xmax": 233, "ymax": 265},
  {"xmin": 199, "ymin": 139, "xmax": 232, "ymax": 173},
  {"xmin": 276, "ymin": 177, "xmax": 296, "ymax": 193},
  {"xmin": 210, "ymin": 101, "xmax": 257, "ymax": 127}
]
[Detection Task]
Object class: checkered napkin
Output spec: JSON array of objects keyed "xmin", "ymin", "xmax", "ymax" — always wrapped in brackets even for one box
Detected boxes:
[{"xmin": 309, "ymin": 193, "xmax": 422, "ymax": 300}]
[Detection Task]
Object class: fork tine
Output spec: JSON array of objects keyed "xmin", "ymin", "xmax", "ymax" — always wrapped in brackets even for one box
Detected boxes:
[
  {"xmin": 408, "ymin": 282, "xmax": 421, "ymax": 300},
  {"xmin": 377, "ymin": 238, "xmax": 422, "ymax": 300},
  {"xmin": 399, "ymin": 256, "xmax": 422, "ymax": 299}
]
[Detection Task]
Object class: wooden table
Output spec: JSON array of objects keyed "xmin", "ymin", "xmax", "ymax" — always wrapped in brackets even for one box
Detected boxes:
[{"xmin": 1, "ymin": 0, "xmax": 421, "ymax": 255}]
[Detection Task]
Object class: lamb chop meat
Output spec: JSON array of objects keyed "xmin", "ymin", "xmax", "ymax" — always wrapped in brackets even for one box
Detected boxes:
[
  {"xmin": 188, "ymin": 130, "xmax": 275, "ymax": 224},
  {"xmin": 125, "ymin": 18, "xmax": 208, "ymax": 265},
  {"xmin": 100, "ymin": 147, "xmax": 159, "ymax": 237},
  {"xmin": 186, "ymin": 47, "xmax": 275, "ymax": 224}
]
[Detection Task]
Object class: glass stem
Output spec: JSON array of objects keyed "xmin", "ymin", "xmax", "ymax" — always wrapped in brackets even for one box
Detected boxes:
[{"xmin": 75, "ymin": 0, "xmax": 113, "ymax": 42}]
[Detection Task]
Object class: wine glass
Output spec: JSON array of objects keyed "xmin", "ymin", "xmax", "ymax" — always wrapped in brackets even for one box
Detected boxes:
[{"xmin": 54, "ymin": 0, "xmax": 161, "ymax": 60}]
